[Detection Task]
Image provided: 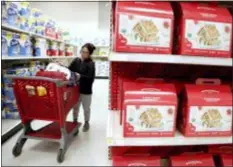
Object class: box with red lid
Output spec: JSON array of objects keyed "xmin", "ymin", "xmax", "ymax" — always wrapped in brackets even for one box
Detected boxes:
[
  {"xmin": 113, "ymin": 156, "xmax": 161, "ymax": 166},
  {"xmin": 123, "ymin": 82, "xmax": 177, "ymax": 137},
  {"xmin": 112, "ymin": 2, "xmax": 174, "ymax": 54},
  {"xmin": 118, "ymin": 77, "xmax": 166, "ymax": 125},
  {"xmin": 170, "ymin": 154, "xmax": 215, "ymax": 166},
  {"xmin": 208, "ymin": 144, "xmax": 232, "ymax": 154},
  {"xmin": 179, "ymin": 78, "xmax": 232, "ymax": 137},
  {"xmin": 175, "ymin": 2, "xmax": 232, "ymax": 57},
  {"xmin": 220, "ymin": 154, "xmax": 232, "ymax": 167}
]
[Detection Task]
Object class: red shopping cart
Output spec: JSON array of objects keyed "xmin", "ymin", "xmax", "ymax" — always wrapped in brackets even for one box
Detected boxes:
[{"xmin": 9, "ymin": 75, "xmax": 81, "ymax": 163}]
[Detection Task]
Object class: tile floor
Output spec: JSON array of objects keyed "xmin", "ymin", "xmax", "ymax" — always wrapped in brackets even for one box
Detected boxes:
[{"xmin": 2, "ymin": 79, "xmax": 111, "ymax": 166}]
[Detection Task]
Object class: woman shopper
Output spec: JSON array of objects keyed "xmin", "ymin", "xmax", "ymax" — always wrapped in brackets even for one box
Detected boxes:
[{"xmin": 69, "ymin": 43, "xmax": 96, "ymax": 132}]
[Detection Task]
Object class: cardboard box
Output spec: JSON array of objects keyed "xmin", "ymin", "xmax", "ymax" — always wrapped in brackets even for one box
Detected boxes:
[
  {"xmin": 113, "ymin": 156, "xmax": 160, "ymax": 166},
  {"xmin": 113, "ymin": 2, "xmax": 174, "ymax": 54},
  {"xmin": 176, "ymin": 3, "xmax": 232, "ymax": 57},
  {"xmin": 180, "ymin": 79, "xmax": 232, "ymax": 137},
  {"xmin": 220, "ymin": 154, "xmax": 232, "ymax": 167},
  {"xmin": 123, "ymin": 82, "xmax": 177, "ymax": 137},
  {"xmin": 170, "ymin": 154, "xmax": 215, "ymax": 166}
]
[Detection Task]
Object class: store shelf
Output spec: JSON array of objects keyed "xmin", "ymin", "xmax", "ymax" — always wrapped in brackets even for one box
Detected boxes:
[
  {"xmin": 110, "ymin": 52, "xmax": 233, "ymax": 67},
  {"xmin": 2, "ymin": 56, "xmax": 78, "ymax": 60},
  {"xmin": 106, "ymin": 111, "xmax": 232, "ymax": 146}
]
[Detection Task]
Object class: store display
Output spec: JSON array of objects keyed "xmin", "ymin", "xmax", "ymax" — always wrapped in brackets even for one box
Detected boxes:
[
  {"xmin": 19, "ymin": 33, "xmax": 32, "ymax": 56},
  {"xmin": 122, "ymin": 81, "xmax": 177, "ymax": 137},
  {"xmin": 170, "ymin": 154, "xmax": 215, "ymax": 166},
  {"xmin": 32, "ymin": 37, "xmax": 47, "ymax": 57},
  {"xmin": 175, "ymin": 2, "xmax": 232, "ymax": 58},
  {"xmin": 95, "ymin": 61, "xmax": 109, "ymax": 77},
  {"xmin": 113, "ymin": 2, "xmax": 174, "ymax": 54},
  {"xmin": 179, "ymin": 79, "xmax": 232, "ymax": 137},
  {"xmin": 112, "ymin": 156, "xmax": 161, "ymax": 166}
]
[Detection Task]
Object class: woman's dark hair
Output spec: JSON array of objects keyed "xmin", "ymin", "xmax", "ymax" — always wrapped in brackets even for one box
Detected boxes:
[{"xmin": 81, "ymin": 43, "xmax": 96, "ymax": 55}]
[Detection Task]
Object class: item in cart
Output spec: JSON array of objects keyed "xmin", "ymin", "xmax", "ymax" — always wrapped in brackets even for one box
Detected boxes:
[
  {"xmin": 112, "ymin": 156, "xmax": 160, "ymax": 166},
  {"xmin": 6, "ymin": 2, "xmax": 21, "ymax": 27},
  {"xmin": 8, "ymin": 33, "xmax": 20, "ymax": 56},
  {"xmin": 19, "ymin": 34, "xmax": 32, "ymax": 56},
  {"xmin": 123, "ymin": 82, "xmax": 177, "ymax": 137},
  {"xmin": 176, "ymin": 3, "xmax": 232, "ymax": 58},
  {"xmin": 179, "ymin": 78, "xmax": 232, "ymax": 137},
  {"xmin": 219, "ymin": 154, "xmax": 232, "ymax": 167},
  {"xmin": 113, "ymin": 2, "xmax": 174, "ymax": 54},
  {"xmin": 170, "ymin": 154, "xmax": 215, "ymax": 166}
]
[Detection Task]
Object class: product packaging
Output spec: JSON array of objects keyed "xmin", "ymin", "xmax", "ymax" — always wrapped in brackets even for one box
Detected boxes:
[
  {"xmin": 1, "ymin": 30, "xmax": 8, "ymax": 56},
  {"xmin": 170, "ymin": 154, "xmax": 215, "ymax": 166},
  {"xmin": 19, "ymin": 34, "xmax": 32, "ymax": 56},
  {"xmin": 8, "ymin": 32, "xmax": 20, "ymax": 56},
  {"xmin": 6, "ymin": 2, "xmax": 21, "ymax": 27},
  {"xmin": 113, "ymin": 2, "xmax": 174, "ymax": 54},
  {"xmin": 112, "ymin": 156, "xmax": 161, "ymax": 166},
  {"xmin": 65, "ymin": 46, "xmax": 74, "ymax": 56},
  {"xmin": 175, "ymin": 3, "xmax": 232, "ymax": 57},
  {"xmin": 122, "ymin": 81, "xmax": 177, "ymax": 137},
  {"xmin": 179, "ymin": 78, "xmax": 232, "ymax": 137},
  {"xmin": 32, "ymin": 37, "xmax": 47, "ymax": 57},
  {"xmin": 18, "ymin": 2, "xmax": 31, "ymax": 31},
  {"xmin": 208, "ymin": 144, "xmax": 232, "ymax": 154},
  {"xmin": 219, "ymin": 154, "xmax": 232, "ymax": 167}
]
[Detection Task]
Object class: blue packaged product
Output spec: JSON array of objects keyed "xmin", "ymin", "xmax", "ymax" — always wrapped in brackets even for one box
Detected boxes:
[
  {"xmin": 19, "ymin": 34, "xmax": 32, "ymax": 56},
  {"xmin": 4, "ymin": 87, "xmax": 15, "ymax": 102},
  {"xmin": 5, "ymin": 111, "xmax": 20, "ymax": 119},
  {"xmin": 7, "ymin": 2, "xmax": 20, "ymax": 27},
  {"xmin": 1, "ymin": 30, "xmax": 8, "ymax": 56},
  {"xmin": 19, "ymin": 2, "xmax": 30, "ymax": 31},
  {"xmin": 19, "ymin": 2, "xmax": 30, "ymax": 19},
  {"xmin": 2, "ymin": 1, "xmax": 8, "ymax": 24},
  {"xmin": 5, "ymin": 102, "xmax": 17, "ymax": 111},
  {"xmin": 8, "ymin": 33, "xmax": 20, "ymax": 56}
]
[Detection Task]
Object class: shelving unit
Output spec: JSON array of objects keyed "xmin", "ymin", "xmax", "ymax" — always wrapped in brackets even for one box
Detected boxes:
[
  {"xmin": 106, "ymin": 111, "xmax": 232, "ymax": 147},
  {"xmin": 107, "ymin": 2, "xmax": 233, "ymax": 164},
  {"xmin": 110, "ymin": 52, "xmax": 233, "ymax": 67},
  {"xmin": 2, "ymin": 24, "xmax": 76, "ymax": 46}
]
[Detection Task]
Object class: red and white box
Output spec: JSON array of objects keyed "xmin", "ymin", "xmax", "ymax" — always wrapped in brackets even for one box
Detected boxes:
[
  {"xmin": 176, "ymin": 3, "xmax": 232, "ymax": 58},
  {"xmin": 113, "ymin": 156, "xmax": 160, "ymax": 166},
  {"xmin": 122, "ymin": 82, "xmax": 177, "ymax": 137},
  {"xmin": 113, "ymin": 2, "xmax": 174, "ymax": 54},
  {"xmin": 220, "ymin": 154, "xmax": 232, "ymax": 167},
  {"xmin": 208, "ymin": 144, "xmax": 233, "ymax": 154},
  {"xmin": 179, "ymin": 78, "xmax": 232, "ymax": 137},
  {"xmin": 170, "ymin": 154, "xmax": 215, "ymax": 166}
]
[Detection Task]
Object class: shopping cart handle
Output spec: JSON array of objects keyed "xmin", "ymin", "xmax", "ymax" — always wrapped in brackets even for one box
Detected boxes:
[{"xmin": 5, "ymin": 75, "xmax": 73, "ymax": 87}]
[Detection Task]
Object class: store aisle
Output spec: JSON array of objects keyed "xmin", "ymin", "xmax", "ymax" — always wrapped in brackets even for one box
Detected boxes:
[{"xmin": 2, "ymin": 79, "xmax": 110, "ymax": 166}]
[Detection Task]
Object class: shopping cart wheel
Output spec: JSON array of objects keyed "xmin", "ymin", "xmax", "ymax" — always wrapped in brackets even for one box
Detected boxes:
[
  {"xmin": 57, "ymin": 149, "xmax": 65, "ymax": 163},
  {"xmin": 12, "ymin": 143, "xmax": 23, "ymax": 157},
  {"xmin": 73, "ymin": 129, "xmax": 79, "ymax": 136}
]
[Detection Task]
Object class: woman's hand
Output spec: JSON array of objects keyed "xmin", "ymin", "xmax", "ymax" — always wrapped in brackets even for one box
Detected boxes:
[{"xmin": 76, "ymin": 73, "xmax": 81, "ymax": 80}]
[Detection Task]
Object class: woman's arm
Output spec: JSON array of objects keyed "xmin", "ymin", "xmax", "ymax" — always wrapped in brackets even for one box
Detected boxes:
[
  {"xmin": 80, "ymin": 62, "xmax": 95, "ymax": 81},
  {"xmin": 68, "ymin": 58, "xmax": 79, "ymax": 72}
]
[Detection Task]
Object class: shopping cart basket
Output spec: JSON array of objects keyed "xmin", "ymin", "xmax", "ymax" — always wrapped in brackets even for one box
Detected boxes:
[{"xmin": 8, "ymin": 75, "xmax": 81, "ymax": 163}]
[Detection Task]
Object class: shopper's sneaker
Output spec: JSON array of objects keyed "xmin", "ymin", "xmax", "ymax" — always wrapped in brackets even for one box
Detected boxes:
[{"xmin": 83, "ymin": 122, "xmax": 90, "ymax": 132}]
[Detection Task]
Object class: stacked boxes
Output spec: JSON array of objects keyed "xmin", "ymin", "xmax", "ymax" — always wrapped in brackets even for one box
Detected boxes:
[{"xmin": 113, "ymin": 2, "xmax": 174, "ymax": 54}]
